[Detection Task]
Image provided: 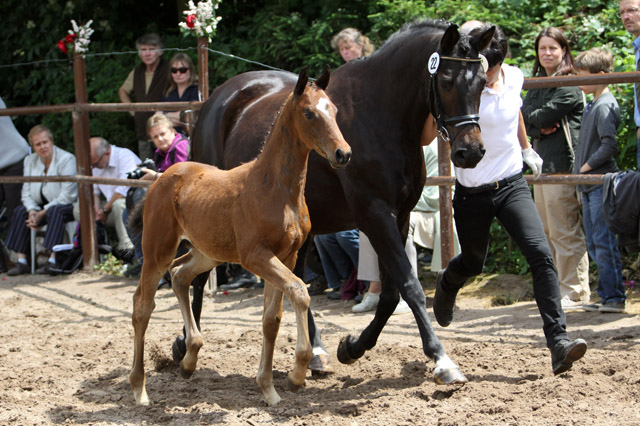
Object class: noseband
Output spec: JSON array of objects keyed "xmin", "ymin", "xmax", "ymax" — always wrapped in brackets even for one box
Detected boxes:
[{"xmin": 427, "ymin": 53, "xmax": 487, "ymax": 145}]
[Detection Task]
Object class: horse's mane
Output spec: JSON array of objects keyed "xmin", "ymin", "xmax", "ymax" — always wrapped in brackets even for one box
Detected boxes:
[{"xmin": 374, "ymin": 18, "xmax": 452, "ymax": 56}]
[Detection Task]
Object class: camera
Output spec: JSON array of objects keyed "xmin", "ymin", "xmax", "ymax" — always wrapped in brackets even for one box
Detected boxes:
[{"xmin": 126, "ymin": 158, "xmax": 156, "ymax": 179}]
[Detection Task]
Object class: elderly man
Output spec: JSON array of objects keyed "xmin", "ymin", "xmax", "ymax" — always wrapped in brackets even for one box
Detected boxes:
[
  {"xmin": 87, "ymin": 137, "xmax": 140, "ymax": 256},
  {"xmin": 118, "ymin": 33, "xmax": 169, "ymax": 161},
  {"xmin": 620, "ymin": 0, "xmax": 640, "ymax": 167}
]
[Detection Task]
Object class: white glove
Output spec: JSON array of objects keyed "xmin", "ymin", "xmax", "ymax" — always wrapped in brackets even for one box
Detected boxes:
[{"xmin": 522, "ymin": 147, "xmax": 543, "ymax": 179}]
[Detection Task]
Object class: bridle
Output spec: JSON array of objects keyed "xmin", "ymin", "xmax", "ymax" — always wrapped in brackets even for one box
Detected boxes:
[{"xmin": 428, "ymin": 53, "xmax": 486, "ymax": 145}]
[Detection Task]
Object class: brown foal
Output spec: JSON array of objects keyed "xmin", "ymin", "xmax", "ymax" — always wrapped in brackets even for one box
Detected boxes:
[{"xmin": 129, "ymin": 68, "xmax": 351, "ymax": 406}]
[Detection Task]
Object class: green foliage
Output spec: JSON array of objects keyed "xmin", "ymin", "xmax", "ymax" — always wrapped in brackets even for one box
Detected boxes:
[
  {"xmin": 94, "ymin": 253, "xmax": 125, "ymax": 276},
  {"xmin": 1, "ymin": 0, "xmax": 638, "ymax": 275}
]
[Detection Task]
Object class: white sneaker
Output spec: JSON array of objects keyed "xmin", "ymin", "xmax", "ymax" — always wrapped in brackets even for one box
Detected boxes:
[
  {"xmin": 392, "ymin": 299, "xmax": 411, "ymax": 315},
  {"xmin": 352, "ymin": 292, "xmax": 380, "ymax": 313},
  {"xmin": 561, "ymin": 296, "xmax": 584, "ymax": 310}
]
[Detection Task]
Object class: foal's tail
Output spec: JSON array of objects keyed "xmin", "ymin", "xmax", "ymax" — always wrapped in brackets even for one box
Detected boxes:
[{"xmin": 127, "ymin": 193, "xmax": 147, "ymax": 236}]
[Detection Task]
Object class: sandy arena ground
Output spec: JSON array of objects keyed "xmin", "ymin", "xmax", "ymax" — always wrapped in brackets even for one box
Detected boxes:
[{"xmin": 0, "ymin": 269, "xmax": 639, "ymax": 425}]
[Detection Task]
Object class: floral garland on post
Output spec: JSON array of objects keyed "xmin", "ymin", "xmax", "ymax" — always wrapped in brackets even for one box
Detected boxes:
[
  {"xmin": 179, "ymin": 0, "xmax": 222, "ymax": 42},
  {"xmin": 56, "ymin": 20, "xmax": 94, "ymax": 55}
]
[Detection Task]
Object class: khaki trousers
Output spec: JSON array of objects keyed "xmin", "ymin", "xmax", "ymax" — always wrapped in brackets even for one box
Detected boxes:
[{"xmin": 533, "ymin": 183, "xmax": 590, "ymax": 302}]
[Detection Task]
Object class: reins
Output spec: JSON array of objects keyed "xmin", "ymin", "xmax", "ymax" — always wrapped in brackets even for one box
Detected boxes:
[{"xmin": 427, "ymin": 52, "xmax": 487, "ymax": 145}]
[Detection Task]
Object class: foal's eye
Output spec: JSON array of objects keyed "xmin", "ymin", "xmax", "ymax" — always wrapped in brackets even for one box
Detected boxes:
[{"xmin": 304, "ymin": 110, "xmax": 315, "ymax": 120}]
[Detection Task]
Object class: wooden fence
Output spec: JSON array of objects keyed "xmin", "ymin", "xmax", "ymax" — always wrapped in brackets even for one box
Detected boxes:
[{"xmin": 1, "ymin": 42, "xmax": 639, "ymax": 270}]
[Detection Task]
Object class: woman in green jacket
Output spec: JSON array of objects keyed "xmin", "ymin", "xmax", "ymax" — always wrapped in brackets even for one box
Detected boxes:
[{"xmin": 522, "ymin": 27, "xmax": 590, "ymax": 309}]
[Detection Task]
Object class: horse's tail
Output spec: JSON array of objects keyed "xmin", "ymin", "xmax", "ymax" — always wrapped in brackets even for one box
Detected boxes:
[{"xmin": 127, "ymin": 193, "xmax": 147, "ymax": 236}]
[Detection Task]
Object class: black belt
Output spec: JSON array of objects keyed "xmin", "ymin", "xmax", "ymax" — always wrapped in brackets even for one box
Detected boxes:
[{"xmin": 456, "ymin": 172, "xmax": 523, "ymax": 194}]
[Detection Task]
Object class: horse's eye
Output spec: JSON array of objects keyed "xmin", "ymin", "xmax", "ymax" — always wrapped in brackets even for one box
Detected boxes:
[
  {"xmin": 439, "ymin": 77, "xmax": 454, "ymax": 90},
  {"xmin": 304, "ymin": 110, "xmax": 315, "ymax": 120}
]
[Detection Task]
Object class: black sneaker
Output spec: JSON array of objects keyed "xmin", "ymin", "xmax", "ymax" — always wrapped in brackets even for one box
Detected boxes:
[
  {"xmin": 7, "ymin": 261, "xmax": 29, "ymax": 276},
  {"xmin": 36, "ymin": 262, "xmax": 57, "ymax": 275},
  {"xmin": 550, "ymin": 338, "xmax": 587, "ymax": 375},
  {"xmin": 307, "ymin": 275, "xmax": 328, "ymax": 296}
]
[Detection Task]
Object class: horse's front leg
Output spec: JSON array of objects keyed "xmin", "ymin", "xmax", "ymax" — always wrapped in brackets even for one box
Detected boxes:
[
  {"xmin": 245, "ymin": 249, "xmax": 311, "ymax": 406},
  {"xmin": 336, "ymin": 217, "xmax": 466, "ymax": 385}
]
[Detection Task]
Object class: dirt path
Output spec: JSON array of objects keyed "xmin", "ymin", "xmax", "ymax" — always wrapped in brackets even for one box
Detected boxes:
[{"xmin": 0, "ymin": 271, "xmax": 638, "ymax": 425}]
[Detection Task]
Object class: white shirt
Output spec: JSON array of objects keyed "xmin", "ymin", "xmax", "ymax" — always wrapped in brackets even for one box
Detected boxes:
[
  {"xmin": 92, "ymin": 145, "xmax": 140, "ymax": 201},
  {"xmin": 455, "ymin": 64, "xmax": 524, "ymax": 188}
]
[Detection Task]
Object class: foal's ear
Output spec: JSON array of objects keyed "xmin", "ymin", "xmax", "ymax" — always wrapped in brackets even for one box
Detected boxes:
[
  {"xmin": 440, "ymin": 24, "xmax": 460, "ymax": 54},
  {"xmin": 470, "ymin": 25, "xmax": 496, "ymax": 53},
  {"xmin": 315, "ymin": 65, "xmax": 331, "ymax": 91},
  {"xmin": 294, "ymin": 66, "xmax": 309, "ymax": 98}
]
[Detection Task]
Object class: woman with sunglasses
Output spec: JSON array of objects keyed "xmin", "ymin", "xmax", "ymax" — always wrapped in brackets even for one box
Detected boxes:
[{"xmin": 162, "ymin": 53, "xmax": 199, "ymax": 135}]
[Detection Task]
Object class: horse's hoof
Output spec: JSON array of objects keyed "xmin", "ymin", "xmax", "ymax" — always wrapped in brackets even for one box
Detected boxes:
[
  {"xmin": 179, "ymin": 364, "xmax": 195, "ymax": 379},
  {"xmin": 172, "ymin": 336, "xmax": 186, "ymax": 362},
  {"xmin": 337, "ymin": 335, "xmax": 359, "ymax": 365},
  {"xmin": 433, "ymin": 366, "xmax": 468, "ymax": 385},
  {"xmin": 308, "ymin": 353, "xmax": 333, "ymax": 375}
]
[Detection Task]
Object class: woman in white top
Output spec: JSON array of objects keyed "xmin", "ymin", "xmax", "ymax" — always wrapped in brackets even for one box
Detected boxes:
[
  {"xmin": 5, "ymin": 124, "xmax": 77, "ymax": 275},
  {"xmin": 433, "ymin": 24, "xmax": 587, "ymax": 376}
]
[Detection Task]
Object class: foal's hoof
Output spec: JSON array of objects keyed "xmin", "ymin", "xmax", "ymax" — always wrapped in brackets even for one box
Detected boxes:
[
  {"xmin": 179, "ymin": 364, "xmax": 195, "ymax": 379},
  {"xmin": 287, "ymin": 377, "xmax": 306, "ymax": 392},
  {"xmin": 172, "ymin": 336, "xmax": 187, "ymax": 362},
  {"xmin": 337, "ymin": 335, "xmax": 358, "ymax": 365},
  {"xmin": 433, "ymin": 366, "xmax": 468, "ymax": 385}
]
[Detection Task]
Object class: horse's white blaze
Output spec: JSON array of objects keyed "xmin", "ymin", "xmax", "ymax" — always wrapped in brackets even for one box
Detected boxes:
[
  {"xmin": 316, "ymin": 97, "xmax": 333, "ymax": 120},
  {"xmin": 465, "ymin": 69, "xmax": 474, "ymax": 80}
]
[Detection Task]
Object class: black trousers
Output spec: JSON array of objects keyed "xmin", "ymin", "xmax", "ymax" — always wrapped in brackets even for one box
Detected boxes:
[
  {"xmin": 442, "ymin": 174, "xmax": 568, "ymax": 348},
  {"xmin": 0, "ymin": 159, "xmax": 24, "ymax": 229},
  {"xmin": 5, "ymin": 204, "xmax": 74, "ymax": 254}
]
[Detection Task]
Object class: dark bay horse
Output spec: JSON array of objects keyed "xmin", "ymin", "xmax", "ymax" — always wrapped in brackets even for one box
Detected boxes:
[
  {"xmin": 190, "ymin": 20, "xmax": 494, "ymax": 384},
  {"xmin": 129, "ymin": 68, "xmax": 351, "ymax": 406}
]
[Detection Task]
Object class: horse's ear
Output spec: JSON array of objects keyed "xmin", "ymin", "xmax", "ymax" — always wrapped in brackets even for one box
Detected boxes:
[
  {"xmin": 439, "ymin": 24, "xmax": 460, "ymax": 54},
  {"xmin": 315, "ymin": 65, "xmax": 331, "ymax": 91},
  {"xmin": 295, "ymin": 66, "xmax": 309, "ymax": 98},
  {"xmin": 470, "ymin": 25, "xmax": 496, "ymax": 53}
]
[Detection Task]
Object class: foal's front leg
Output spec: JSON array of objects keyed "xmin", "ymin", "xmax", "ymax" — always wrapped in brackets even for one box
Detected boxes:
[{"xmin": 246, "ymin": 250, "xmax": 311, "ymax": 406}]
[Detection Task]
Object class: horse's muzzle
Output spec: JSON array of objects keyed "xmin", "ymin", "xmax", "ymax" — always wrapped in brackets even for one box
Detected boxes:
[
  {"xmin": 451, "ymin": 145, "xmax": 485, "ymax": 169},
  {"xmin": 333, "ymin": 148, "xmax": 352, "ymax": 167}
]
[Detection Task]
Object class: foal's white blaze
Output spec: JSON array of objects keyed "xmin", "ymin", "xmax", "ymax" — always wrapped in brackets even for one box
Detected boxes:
[{"xmin": 316, "ymin": 97, "xmax": 333, "ymax": 120}]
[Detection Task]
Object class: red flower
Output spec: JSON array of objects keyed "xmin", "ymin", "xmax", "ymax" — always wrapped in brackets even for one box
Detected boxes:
[
  {"xmin": 57, "ymin": 39, "xmax": 68, "ymax": 54},
  {"xmin": 186, "ymin": 14, "xmax": 196, "ymax": 28},
  {"xmin": 65, "ymin": 33, "xmax": 77, "ymax": 44}
]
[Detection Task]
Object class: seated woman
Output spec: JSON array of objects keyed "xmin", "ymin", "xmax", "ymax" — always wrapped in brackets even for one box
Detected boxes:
[
  {"xmin": 162, "ymin": 53, "xmax": 199, "ymax": 136},
  {"xmin": 6, "ymin": 124, "xmax": 77, "ymax": 275},
  {"xmin": 124, "ymin": 113, "xmax": 189, "ymax": 279}
]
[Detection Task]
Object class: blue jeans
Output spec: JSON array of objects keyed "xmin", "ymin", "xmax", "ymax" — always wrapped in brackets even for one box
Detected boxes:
[
  {"xmin": 581, "ymin": 186, "xmax": 625, "ymax": 303},
  {"xmin": 314, "ymin": 230, "xmax": 359, "ymax": 289}
]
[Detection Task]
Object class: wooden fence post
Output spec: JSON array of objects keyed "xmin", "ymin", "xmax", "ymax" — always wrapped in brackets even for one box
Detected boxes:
[
  {"xmin": 72, "ymin": 52, "xmax": 98, "ymax": 269},
  {"xmin": 437, "ymin": 136, "xmax": 454, "ymax": 268},
  {"xmin": 197, "ymin": 37, "xmax": 209, "ymax": 101}
]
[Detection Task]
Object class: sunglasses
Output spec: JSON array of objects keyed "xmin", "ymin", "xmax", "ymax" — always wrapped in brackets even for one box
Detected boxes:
[{"xmin": 171, "ymin": 67, "xmax": 189, "ymax": 74}]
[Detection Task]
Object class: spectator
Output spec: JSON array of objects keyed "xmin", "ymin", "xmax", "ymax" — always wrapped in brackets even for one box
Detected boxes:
[
  {"xmin": 163, "ymin": 53, "xmax": 199, "ymax": 135},
  {"xmin": 5, "ymin": 125, "xmax": 77, "ymax": 275},
  {"xmin": 314, "ymin": 230, "xmax": 360, "ymax": 300},
  {"xmin": 619, "ymin": 0, "xmax": 640, "ymax": 168},
  {"xmin": 87, "ymin": 137, "xmax": 140, "ymax": 256},
  {"xmin": 330, "ymin": 28, "xmax": 375, "ymax": 62},
  {"xmin": 0, "ymin": 96, "xmax": 30, "ymax": 229},
  {"xmin": 521, "ymin": 27, "xmax": 590, "ymax": 309},
  {"xmin": 433, "ymin": 23, "xmax": 586, "ymax": 376},
  {"xmin": 123, "ymin": 113, "xmax": 189, "ymax": 280},
  {"xmin": 118, "ymin": 33, "xmax": 170, "ymax": 161},
  {"xmin": 573, "ymin": 48, "xmax": 627, "ymax": 313}
]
